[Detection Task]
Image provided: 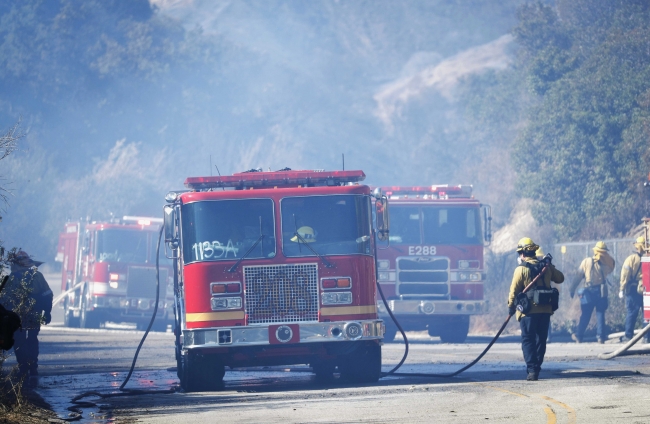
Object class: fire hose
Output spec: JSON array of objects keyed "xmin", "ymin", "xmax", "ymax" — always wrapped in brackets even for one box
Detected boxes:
[
  {"xmin": 598, "ymin": 322, "xmax": 650, "ymax": 360},
  {"xmin": 65, "ymin": 226, "xmax": 175, "ymax": 421},
  {"xmin": 378, "ymin": 262, "xmax": 550, "ymax": 378}
]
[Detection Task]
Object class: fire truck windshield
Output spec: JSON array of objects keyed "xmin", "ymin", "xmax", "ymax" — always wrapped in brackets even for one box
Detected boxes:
[
  {"xmin": 389, "ymin": 205, "xmax": 482, "ymax": 245},
  {"xmin": 181, "ymin": 199, "xmax": 276, "ymax": 263},
  {"xmin": 97, "ymin": 229, "xmax": 149, "ymax": 263},
  {"xmin": 281, "ymin": 195, "xmax": 371, "ymax": 257}
]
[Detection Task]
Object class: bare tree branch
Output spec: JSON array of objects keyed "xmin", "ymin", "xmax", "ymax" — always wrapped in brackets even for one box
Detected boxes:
[{"xmin": 0, "ymin": 118, "xmax": 25, "ymax": 208}]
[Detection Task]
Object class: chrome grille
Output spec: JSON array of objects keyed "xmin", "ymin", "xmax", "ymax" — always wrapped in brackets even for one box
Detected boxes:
[
  {"xmin": 244, "ymin": 263, "xmax": 319, "ymax": 324},
  {"xmin": 396, "ymin": 257, "xmax": 449, "ymax": 297},
  {"xmin": 126, "ymin": 266, "xmax": 168, "ymax": 299}
]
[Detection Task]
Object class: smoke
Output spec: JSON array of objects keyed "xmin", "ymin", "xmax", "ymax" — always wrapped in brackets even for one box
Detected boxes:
[{"xmin": 374, "ymin": 35, "xmax": 513, "ymax": 131}]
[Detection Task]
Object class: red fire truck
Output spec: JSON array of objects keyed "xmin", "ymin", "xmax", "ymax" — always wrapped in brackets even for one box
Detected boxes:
[
  {"xmin": 375, "ymin": 185, "xmax": 491, "ymax": 343},
  {"xmin": 642, "ymin": 218, "xmax": 650, "ymax": 322},
  {"xmin": 163, "ymin": 169, "xmax": 388, "ymax": 391},
  {"xmin": 55, "ymin": 216, "xmax": 174, "ymax": 330}
]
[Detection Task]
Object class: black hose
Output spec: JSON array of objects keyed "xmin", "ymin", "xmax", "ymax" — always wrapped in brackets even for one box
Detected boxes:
[
  {"xmin": 119, "ymin": 225, "xmax": 163, "ymax": 390},
  {"xmin": 65, "ymin": 226, "xmax": 175, "ymax": 422},
  {"xmin": 377, "ymin": 278, "xmax": 514, "ymax": 378}
]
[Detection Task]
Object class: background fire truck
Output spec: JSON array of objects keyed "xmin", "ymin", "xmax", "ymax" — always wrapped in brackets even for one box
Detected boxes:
[
  {"xmin": 163, "ymin": 169, "xmax": 388, "ymax": 391},
  {"xmin": 55, "ymin": 216, "xmax": 174, "ymax": 331},
  {"xmin": 642, "ymin": 218, "xmax": 650, "ymax": 323},
  {"xmin": 376, "ymin": 185, "xmax": 491, "ymax": 343}
]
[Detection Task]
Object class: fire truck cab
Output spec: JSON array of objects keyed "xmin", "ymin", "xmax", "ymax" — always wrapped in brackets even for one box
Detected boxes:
[
  {"xmin": 376, "ymin": 185, "xmax": 491, "ymax": 343},
  {"xmin": 164, "ymin": 169, "xmax": 388, "ymax": 392},
  {"xmin": 55, "ymin": 216, "xmax": 174, "ymax": 330}
]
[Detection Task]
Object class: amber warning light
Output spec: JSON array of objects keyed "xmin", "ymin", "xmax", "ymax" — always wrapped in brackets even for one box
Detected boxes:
[{"xmin": 184, "ymin": 170, "xmax": 365, "ymax": 190}]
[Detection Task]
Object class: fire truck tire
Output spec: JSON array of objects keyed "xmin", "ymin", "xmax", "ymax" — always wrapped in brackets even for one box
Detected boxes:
[
  {"xmin": 79, "ymin": 297, "xmax": 102, "ymax": 329},
  {"xmin": 311, "ymin": 360, "xmax": 336, "ymax": 382},
  {"xmin": 383, "ymin": 321, "xmax": 398, "ymax": 343},
  {"xmin": 437, "ymin": 316, "xmax": 470, "ymax": 343},
  {"xmin": 63, "ymin": 299, "xmax": 79, "ymax": 328},
  {"xmin": 180, "ymin": 353, "xmax": 225, "ymax": 392},
  {"xmin": 339, "ymin": 342, "xmax": 381, "ymax": 383}
]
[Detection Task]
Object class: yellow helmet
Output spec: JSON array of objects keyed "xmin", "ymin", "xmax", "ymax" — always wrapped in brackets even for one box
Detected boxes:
[
  {"xmin": 535, "ymin": 247, "xmax": 545, "ymax": 257},
  {"xmin": 516, "ymin": 237, "xmax": 539, "ymax": 253},
  {"xmin": 634, "ymin": 236, "xmax": 645, "ymax": 251},
  {"xmin": 593, "ymin": 241, "xmax": 609, "ymax": 253},
  {"xmin": 291, "ymin": 226, "xmax": 316, "ymax": 243}
]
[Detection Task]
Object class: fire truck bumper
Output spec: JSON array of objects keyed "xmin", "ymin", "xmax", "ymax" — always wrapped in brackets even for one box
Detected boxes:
[
  {"xmin": 182, "ymin": 319, "xmax": 384, "ymax": 349},
  {"xmin": 377, "ymin": 299, "xmax": 488, "ymax": 316}
]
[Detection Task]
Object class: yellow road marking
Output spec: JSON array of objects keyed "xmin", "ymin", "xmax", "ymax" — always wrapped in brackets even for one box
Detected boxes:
[
  {"xmin": 538, "ymin": 395, "xmax": 577, "ymax": 424},
  {"xmin": 543, "ymin": 407, "xmax": 557, "ymax": 424},
  {"xmin": 478, "ymin": 384, "xmax": 558, "ymax": 423}
]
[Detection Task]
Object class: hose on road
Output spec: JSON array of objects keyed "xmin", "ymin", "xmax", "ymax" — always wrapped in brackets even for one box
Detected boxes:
[
  {"xmin": 598, "ymin": 322, "xmax": 650, "ymax": 360},
  {"xmin": 64, "ymin": 226, "xmax": 176, "ymax": 422},
  {"xmin": 377, "ymin": 261, "xmax": 552, "ymax": 378}
]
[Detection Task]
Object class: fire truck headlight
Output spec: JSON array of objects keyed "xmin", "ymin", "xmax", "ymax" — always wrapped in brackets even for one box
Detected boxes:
[
  {"xmin": 458, "ymin": 260, "xmax": 470, "ymax": 269},
  {"xmin": 211, "ymin": 297, "xmax": 242, "ymax": 310},
  {"xmin": 469, "ymin": 272, "xmax": 481, "ymax": 281},
  {"xmin": 378, "ymin": 260, "xmax": 390, "ymax": 270},
  {"xmin": 322, "ymin": 292, "xmax": 352, "ymax": 305},
  {"xmin": 459, "ymin": 273, "xmax": 469, "ymax": 281},
  {"xmin": 165, "ymin": 191, "xmax": 179, "ymax": 203}
]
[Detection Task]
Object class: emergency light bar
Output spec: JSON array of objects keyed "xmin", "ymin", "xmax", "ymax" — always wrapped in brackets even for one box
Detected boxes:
[
  {"xmin": 185, "ymin": 170, "xmax": 366, "ymax": 190},
  {"xmin": 122, "ymin": 216, "xmax": 164, "ymax": 226},
  {"xmin": 380, "ymin": 185, "xmax": 473, "ymax": 199}
]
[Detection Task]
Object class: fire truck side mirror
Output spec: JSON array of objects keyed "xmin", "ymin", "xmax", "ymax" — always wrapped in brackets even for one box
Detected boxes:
[
  {"xmin": 481, "ymin": 204, "xmax": 492, "ymax": 246},
  {"xmin": 163, "ymin": 206, "xmax": 177, "ymax": 245},
  {"xmin": 82, "ymin": 230, "xmax": 90, "ymax": 253},
  {"xmin": 375, "ymin": 197, "xmax": 390, "ymax": 241}
]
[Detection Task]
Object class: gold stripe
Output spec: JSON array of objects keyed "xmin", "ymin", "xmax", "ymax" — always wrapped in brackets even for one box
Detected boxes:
[
  {"xmin": 320, "ymin": 305, "xmax": 377, "ymax": 316},
  {"xmin": 185, "ymin": 311, "xmax": 245, "ymax": 322}
]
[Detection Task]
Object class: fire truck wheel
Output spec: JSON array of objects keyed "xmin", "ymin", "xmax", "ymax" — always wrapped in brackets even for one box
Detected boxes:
[
  {"xmin": 311, "ymin": 360, "xmax": 336, "ymax": 382},
  {"xmin": 79, "ymin": 297, "xmax": 102, "ymax": 329},
  {"xmin": 383, "ymin": 321, "xmax": 398, "ymax": 343},
  {"xmin": 63, "ymin": 299, "xmax": 79, "ymax": 328},
  {"xmin": 438, "ymin": 316, "xmax": 470, "ymax": 344},
  {"xmin": 180, "ymin": 353, "xmax": 225, "ymax": 392},
  {"xmin": 339, "ymin": 342, "xmax": 381, "ymax": 383}
]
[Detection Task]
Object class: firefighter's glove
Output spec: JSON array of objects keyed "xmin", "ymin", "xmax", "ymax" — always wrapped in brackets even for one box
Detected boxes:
[
  {"xmin": 43, "ymin": 312, "xmax": 51, "ymax": 325},
  {"xmin": 508, "ymin": 305, "xmax": 516, "ymax": 316},
  {"xmin": 619, "ymin": 291, "xmax": 624, "ymax": 299}
]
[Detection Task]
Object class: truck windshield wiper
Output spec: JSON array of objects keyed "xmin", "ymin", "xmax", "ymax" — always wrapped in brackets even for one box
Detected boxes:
[
  {"xmin": 227, "ymin": 234, "xmax": 264, "ymax": 273},
  {"xmin": 293, "ymin": 231, "xmax": 335, "ymax": 268}
]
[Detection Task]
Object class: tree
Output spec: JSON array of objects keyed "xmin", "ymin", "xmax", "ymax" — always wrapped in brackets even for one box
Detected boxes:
[{"xmin": 512, "ymin": 0, "xmax": 650, "ymax": 239}]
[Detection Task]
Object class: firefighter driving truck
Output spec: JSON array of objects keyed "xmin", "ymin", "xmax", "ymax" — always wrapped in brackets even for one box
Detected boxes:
[
  {"xmin": 376, "ymin": 185, "xmax": 491, "ymax": 343},
  {"xmin": 164, "ymin": 169, "xmax": 389, "ymax": 391},
  {"xmin": 55, "ymin": 216, "xmax": 174, "ymax": 330}
]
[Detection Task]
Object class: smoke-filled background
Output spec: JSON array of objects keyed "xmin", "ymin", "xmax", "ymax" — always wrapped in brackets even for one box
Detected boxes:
[{"xmin": 1, "ymin": 0, "xmax": 650, "ymax": 274}]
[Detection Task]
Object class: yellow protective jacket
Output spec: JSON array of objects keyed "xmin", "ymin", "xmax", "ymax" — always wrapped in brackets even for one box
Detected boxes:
[
  {"xmin": 507, "ymin": 257, "xmax": 565, "ymax": 321},
  {"xmin": 620, "ymin": 253, "xmax": 643, "ymax": 295},
  {"xmin": 569, "ymin": 256, "xmax": 614, "ymax": 296}
]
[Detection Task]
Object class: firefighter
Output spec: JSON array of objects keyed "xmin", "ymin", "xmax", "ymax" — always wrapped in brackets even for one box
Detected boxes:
[
  {"xmin": 0, "ymin": 250, "xmax": 53, "ymax": 377},
  {"xmin": 619, "ymin": 236, "xmax": 645, "ymax": 342},
  {"xmin": 290, "ymin": 226, "xmax": 317, "ymax": 243},
  {"xmin": 536, "ymin": 247, "xmax": 553, "ymax": 343},
  {"xmin": 508, "ymin": 237, "xmax": 564, "ymax": 381},
  {"xmin": 569, "ymin": 241, "xmax": 615, "ymax": 344}
]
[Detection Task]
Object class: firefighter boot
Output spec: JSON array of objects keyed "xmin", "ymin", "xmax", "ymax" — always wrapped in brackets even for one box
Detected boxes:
[{"xmin": 526, "ymin": 372, "xmax": 539, "ymax": 381}]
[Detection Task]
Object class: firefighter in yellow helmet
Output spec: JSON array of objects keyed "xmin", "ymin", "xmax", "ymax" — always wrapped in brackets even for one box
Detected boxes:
[
  {"xmin": 619, "ymin": 236, "xmax": 645, "ymax": 342},
  {"xmin": 569, "ymin": 241, "xmax": 615, "ymax": 344},
  {"xmin": 507, "ymin": 237, "xmax": 564, "ymax": 381},
  {"xmin": 290, "ymin": 226, "xmax": 317, "ymax": 243}
]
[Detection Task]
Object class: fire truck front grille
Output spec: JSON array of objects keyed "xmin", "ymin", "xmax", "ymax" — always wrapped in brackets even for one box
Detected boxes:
[
  {"xmin": 396, "ymin": 257, "xmax": 449, "ymax": 297},
  {"xmin": 243, "ymin": 263, "xmax": 319, "ymax": 324},
  {"xmin": 126, "ymin": 266, "xmax": 168, "ymax": 299}
]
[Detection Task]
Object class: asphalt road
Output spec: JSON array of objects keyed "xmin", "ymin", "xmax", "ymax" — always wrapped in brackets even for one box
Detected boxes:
[{"xmin": 6, "ymin": 322, "xmax": 650, "ymax": 424}]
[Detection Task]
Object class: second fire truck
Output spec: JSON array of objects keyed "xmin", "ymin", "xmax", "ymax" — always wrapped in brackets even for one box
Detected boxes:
[
  {"xmin": 163, "ymin": 169, "xmax": 389, "ymax": 391},
  {"xmin": 55, "ymin": 216, "xmax": 174, "ymax": 330},
  {"xmin": 376, "ymin": 185, "xmax": 491, "ymax": 343}
]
